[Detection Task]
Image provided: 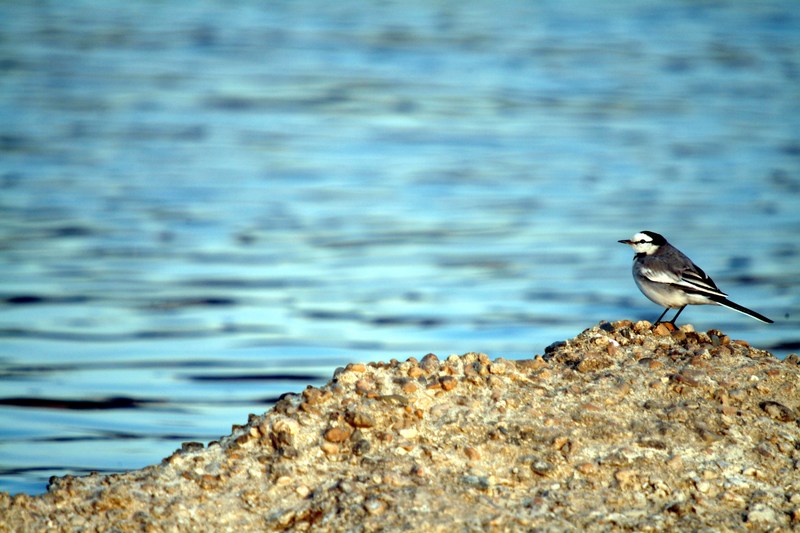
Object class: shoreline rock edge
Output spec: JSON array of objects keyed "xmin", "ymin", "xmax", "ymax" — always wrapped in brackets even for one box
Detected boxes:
[{"xmin": 2, "ymin": 320, "xmax": 799, "ymax": 531}]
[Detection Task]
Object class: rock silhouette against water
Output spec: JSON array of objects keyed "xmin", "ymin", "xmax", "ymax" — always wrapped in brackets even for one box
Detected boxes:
[{"xmin": 2, "ymin": 321, "xmax": 799, "ymax": 531}]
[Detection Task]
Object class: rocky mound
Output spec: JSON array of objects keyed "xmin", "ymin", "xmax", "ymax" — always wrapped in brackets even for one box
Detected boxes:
[{"xmin": 2, "ymin": 321, "xmax": 799, "ymax": 531}]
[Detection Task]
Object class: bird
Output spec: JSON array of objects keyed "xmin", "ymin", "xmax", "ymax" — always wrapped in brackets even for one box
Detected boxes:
[{"xmin": 618, "ymin": 230, "xmax": 773, "ymax": 325}]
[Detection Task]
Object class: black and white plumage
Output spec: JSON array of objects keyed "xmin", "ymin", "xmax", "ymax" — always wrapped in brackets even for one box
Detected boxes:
[{"xmin": 618, "ymin": 231, "xmax": 773, "ymax": 325}]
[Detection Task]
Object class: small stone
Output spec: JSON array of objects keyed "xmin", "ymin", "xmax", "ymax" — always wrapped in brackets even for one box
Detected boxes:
[
  {"xmin": 302, "ymin": 386, "xmax": 325, "ymax": 405},
  {"xmin": 402, "ymin": 381, "xmax": 418, "ymax": 394},
  {"xmin": 353, "ymin": 439, "xmax": 371, "ymax": 456},
  {"xmin": 746, "ymin": 503, "xmax": 777, "ymax": 525},
  {"xmin": 440, "ymin": 376, "xmax": 458, "ymax": 391},
  {"xmin": 694, "ymin": 480, "xmax": 711, "ymax": 493},
  {"xmin": 743, "ymin": 466, "xmax": 765, "ymax": 478},
  {"xmin": 324, "ymin": 427, "xmax": 350, "ymax": 443},
  {"xmin": 347, "ymin": 363, "xmax": 367, "ymax": 373},
  {"xmin": 576, "ymin": 354, "xmax": 613, "ymax": 373},
  {"xmin": 355, "ymin": 379, "xmax": 375, "ymax": 395},
  {"xmin": 525, "ymin": 356, "xmax": 549, "ymax": 371},
  {"xmin": 666, "ymin": 500, "xmax": 692, "ymax": 516},
  {"xmin": 364, "ymin": 498, "xmax": 387, "ymax": 515},
  {"xmin": 462, "ymin": 475, "xmax": 490, "ymax": 489},
  {"xmin": 614, "ymin": 468, "xmax": 636, "ymax": 487},
  {"xmin": 383, "ymin": 472, "xmax": 403, "ymax": 487},
  {"xmin": 378, "ymin": 394, "xmax": 408, "ymax": 406},
  {"xmin": 529, "ymin": 459, "xmax": 553, "ymax": 476},
  {"xmin": 653, "ymin": 323, "xmax": 672, "ymax": 336},
  {"xmin": 648, "ymin": 359, "xmax": 663, "ymax": 370},
  {"xmin": 464, "ymin": 447, "xmax": 480, "ymax": 461},
  {"xmin": 419, "ymin": 353, "xmax": 440, "ymax": 373},
  {"xmin": 345, "ymin": 411, "xmax": 376, "ymax": 428},
  {"xmin": 398, "ymin": 427, "xmax": 418, "ymax": 440},
  {"xmin": 488, "ymin": 361, "xmax": 507, "ymax": 375},
  {"xmin": 759, "ymin": 400, "xmax": 796, "ymax": 422},
  {"xmin": 181, "ymin": 442, "xmax": 204, "ymax": 453},
  {"xmin": 321, "ymin": 442, "xmax": 340, "ymax": 455},
  {"xmin": 407, "ymin": 366, "xmax": 424, "ymax": 378}
]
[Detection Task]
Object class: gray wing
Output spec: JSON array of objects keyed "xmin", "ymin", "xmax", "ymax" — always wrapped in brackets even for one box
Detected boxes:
[{"xmin": 638, "ymin": 250, "xmax": 728, "ymax": 298}]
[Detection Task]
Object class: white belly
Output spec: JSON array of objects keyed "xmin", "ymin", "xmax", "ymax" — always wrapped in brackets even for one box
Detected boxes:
[{"xmin": 634, "ymin": 272, "xmax": 716, "ymax": 308}]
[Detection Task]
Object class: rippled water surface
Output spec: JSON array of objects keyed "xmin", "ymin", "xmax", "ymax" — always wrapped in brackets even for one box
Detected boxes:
[{"xmin": 1, "ymin": 1, "xmax": 799, "ymax": 494}]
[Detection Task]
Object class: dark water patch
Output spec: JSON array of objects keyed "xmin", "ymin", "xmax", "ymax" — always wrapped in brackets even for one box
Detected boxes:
[
  {"xmin": 132, "ymin": 330, "xmax": 215, "ymax": 340},
  {"xmin": 302, "ymin": 309, "xmax": 364, "ymax": 321},
  {"xmin": 180, "ymin": 277, "xmax": 319, "ymax": 289},
  {"xmin": 0, "ymin": 396, "xmax": 158, "ymax": 410},
  {"xmin": 39, "ymin": 432, "xmax": 202, "ymax": 443},
  {"xmin": 472, "ymin": 314, "xmax": 580, "ymax": 328},
  {"xmin": 766, "ymin": 340, "xmax": 800, "ymax": 352},
  {"xmin": 2, "ymin": 294, "xmax": 91, "ymax": 305},
  {"xmin": 0, "ymin": 357, "xmax": 269, "ymax": 377},
  {"xmin": 311, "ymin": 229, "xmax": 457, "ymax": 249},
  {"xmin": 0, "ymin": 466, "xmax": 109, "ymax": 477},
  {"xmin": 145, "ymin": 297, "xmax": 239, "ymax": 310},
  {"xmin": 780, "ymin": 143, "xmax": 800, "ymax": 157},
  {"xmin": 0, "ymin": 328, "xmax": 235, "ymax": 342},
  {"xmin": 727, "ymin": 274, "xmax": 776, "ymax": 285},
  {"xmin": 369, "ymin": 316, "xmax": 445, "ymax": 328},
  {"xmin": 0, "ymin": 135, "xmax": 31, "ymax": 152},
  {"xmin": 47, "ymin": 225, "xmax": 95, "ymax": 238}
]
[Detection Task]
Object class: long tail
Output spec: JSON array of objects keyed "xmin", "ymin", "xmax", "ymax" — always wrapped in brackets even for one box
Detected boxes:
[{"xmin": 714, "ymin": 297, "xmax": 773, "ymax": 324}]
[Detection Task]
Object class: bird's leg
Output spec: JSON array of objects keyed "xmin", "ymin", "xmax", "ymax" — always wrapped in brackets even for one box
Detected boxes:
[
  {"xmin": 654, "ymin": 308, "xmax": 671, "ymax": 325},
  {"xmin": 667, "ymin": 306, "xmax": 686, "ymax": 325}
]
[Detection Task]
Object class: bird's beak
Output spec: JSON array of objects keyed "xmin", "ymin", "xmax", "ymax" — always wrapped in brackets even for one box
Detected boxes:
[{"xmin": 618, "ymin": 239, "xmax": 632, "ymax": 245}]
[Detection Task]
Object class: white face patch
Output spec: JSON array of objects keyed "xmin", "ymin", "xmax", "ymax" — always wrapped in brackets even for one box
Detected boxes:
[{"xmin": 628, "ymin": 232, "xmax": 657, "ymax": 254}]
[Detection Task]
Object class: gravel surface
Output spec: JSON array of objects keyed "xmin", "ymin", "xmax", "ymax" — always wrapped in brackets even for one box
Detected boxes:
[{"xmin": 2, "ymin": 321, "xmax": 799, "ymax": 532}]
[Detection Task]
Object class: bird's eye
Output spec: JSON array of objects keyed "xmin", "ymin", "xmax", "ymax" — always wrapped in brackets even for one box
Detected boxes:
[{"xmin": 637, "ymin": 240, "xmax": 647, "ymax": 244}]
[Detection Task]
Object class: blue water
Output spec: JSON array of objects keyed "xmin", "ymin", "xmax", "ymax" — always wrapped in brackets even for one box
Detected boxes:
[{"xmin": 1, "ymin": 0, "xmax": 799, "ymax": 495}]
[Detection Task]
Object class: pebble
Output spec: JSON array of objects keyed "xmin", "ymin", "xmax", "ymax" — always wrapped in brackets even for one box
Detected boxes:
[
  {"xmin": 364, "ymin": 498, "xmax": 387, "ymax": 515},
  {"xmin": 653, "ymin": 323, "xmax": 671, "ymax": 336},
  {"xmin": 576, "ymin": 354, "xmax": 613, "ymax": 373},
  {"xmin": 398, "ymin": 427, "xmax": 418, "ymax": 440},
  {"xmin": 529, "ymin": 459, "xmax": 554, "ymax": 476},
  {"xmin": 759, "ymin": 400, "xmax": 796, "ymax": 422},
  {"xmin": 323, "ymin": 427, "xmax": 350, "ymax": 443},
  {"xmin": 488, "ymin": 361, "xmax": 507, "ymax": 375},
  {"xmin": 439, "ymin": 376, "xmax": 458, "ymax": 391},
  {"xmin": 614, "ymin": 469, "xmax": 636, "ymax": 487},
  {"xmin": 402, "ymin": 381, "xmax": 418, "ymax": 394},
  {"xmin": 345, "ymin": 411, "xmax": 375, "ymax": 429},
  {"xmin": 346, "ymin": 363, "xmax": 367, "ymax": 373},
  {"xmin": 407, "ymin": 366, "xmax": 424, "ymax": 378},
  {"xmin": 419, "ymin": 353, "xmax": 440, "ymax": 373},
  {"xmin": 464, "ymin": 447, "xmax": 480, "ymax": 461},
  {"xmin": 745, "ymin": 503, "xmax": 777, "ymax": 525},
  {"xmin": 320, "ymin": 442, "xmax": 339, "ymax": 455}
]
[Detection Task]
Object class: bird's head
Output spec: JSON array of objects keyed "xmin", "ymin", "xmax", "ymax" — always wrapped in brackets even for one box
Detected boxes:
[{"xmin": 618, "ymin": 231, "xmax": 666, "ymax": 255}]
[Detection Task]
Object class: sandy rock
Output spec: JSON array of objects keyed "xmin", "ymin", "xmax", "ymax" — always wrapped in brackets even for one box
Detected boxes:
[{"xmin": 1, "ymin": 321, "xmax": 798, "ymax": 532}]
